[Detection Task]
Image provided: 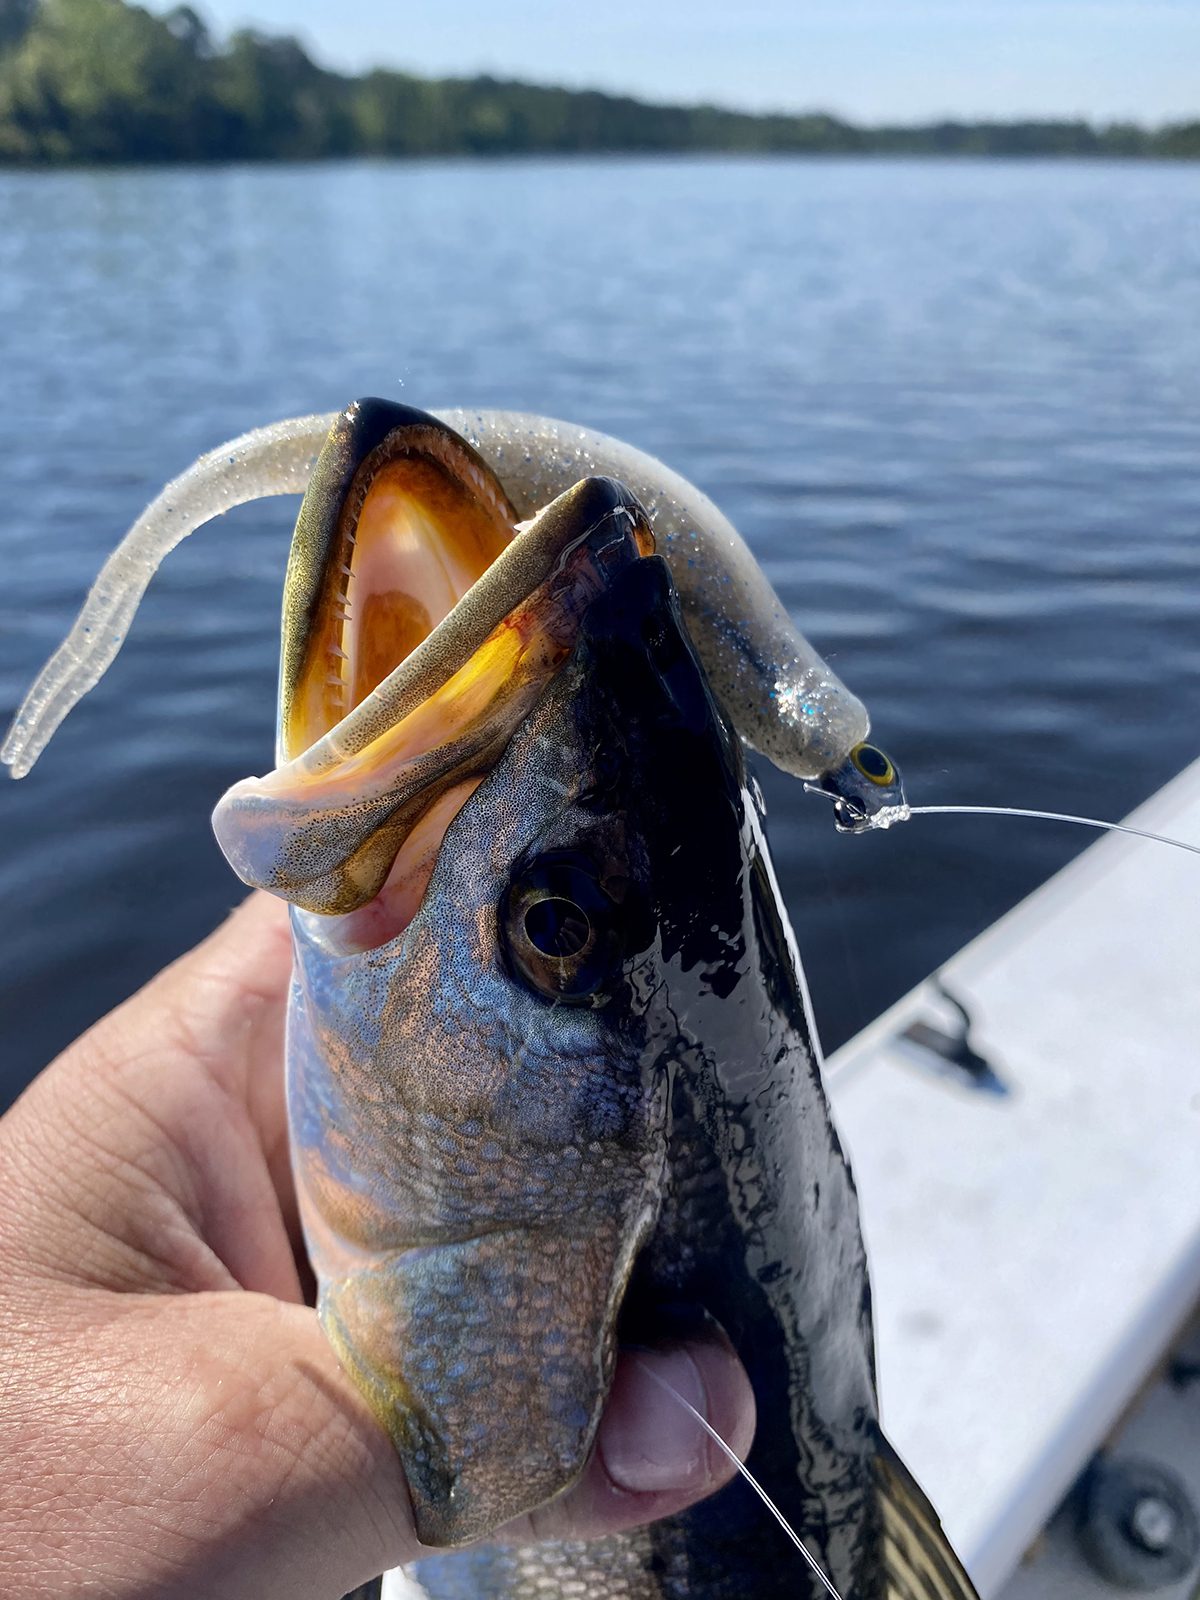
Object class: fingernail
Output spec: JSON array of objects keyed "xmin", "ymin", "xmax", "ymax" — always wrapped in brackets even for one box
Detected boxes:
[{"xmin": 599, "ymin": 1345, "xmax": 710, "ymax": 1493}]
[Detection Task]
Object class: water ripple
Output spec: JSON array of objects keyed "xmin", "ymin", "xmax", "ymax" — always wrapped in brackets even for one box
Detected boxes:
[{"xmin": 1, "ymin": 156, "xmax": 1199, "ymax": 1097}]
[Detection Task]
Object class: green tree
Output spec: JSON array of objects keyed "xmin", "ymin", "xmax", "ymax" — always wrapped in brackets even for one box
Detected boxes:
[
  {"xmin": 212, "ymin": 28, "xmax": 353, "ymax": 159},
  {"xmin": 0, "ymin": 0, "xmax": 216, "ymax": 160},
  {"xmin": 0, "ymin": 0, "xmax": 1195, "ymax": 166},
  {"xmin": 1156, "ymin": 121, "xmax": 1200, "ymax": 158}
]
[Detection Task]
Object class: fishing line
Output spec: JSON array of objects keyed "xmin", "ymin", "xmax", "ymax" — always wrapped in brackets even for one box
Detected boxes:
[
  {"xmin": 636, "ymin": 1359, "xmax": 846, "ymax": 1600},
  {"xmin": 899, "ymin": 804, "xmax": 1200, "ymax": 858},
  {"xmin": 746, "ymin": 799, "xmax": 833, "ymax": 1077},
  {"xmin": 802, "ymin": 786, "xmax": 1200, "ymax": 859}
]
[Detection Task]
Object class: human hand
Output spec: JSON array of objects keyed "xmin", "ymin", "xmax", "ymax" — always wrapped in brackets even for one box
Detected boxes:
[{"xmin": 0, "ymin": 893, "xmax": 754, "ymax": 1599}]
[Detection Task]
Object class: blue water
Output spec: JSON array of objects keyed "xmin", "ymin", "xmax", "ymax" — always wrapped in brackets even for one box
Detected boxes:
[{"xmin": 1, "ymin": 156, "xmax": 1199, "ymax": 1105}]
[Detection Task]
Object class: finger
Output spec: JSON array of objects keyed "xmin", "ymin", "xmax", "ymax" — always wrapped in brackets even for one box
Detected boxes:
[
  {"xmin": 158, "ymin": 1295, "xmax": 418, "ymax": 1597},
  {"xmin": 142, "ymin": 1309, "xmax": 753, "ymax": 1594},
  {"xmin": 26, "ymin": 889, "xmax": 293, "ymax": 1160},
  {"xmin": 148, "ymin": 891, "xmax": 301, "ymax": 1245},
  {"xmin": 1, "ymin": 1286, "xmax": 756, "ymax": 1600},
  {"xmin": 145, "ymin": 888, "xmax": 293, "ymax": 1100},
  {"xmin": 507, "ymin": 1329, "xmax": 756, "ymax": 1545},
  {"xmin": 4, "ymin": 893, "xmax": 305, "ymax": 1302},
  {"xmin": 154, "ymin": 1310, "xmax": 755, "ymax": 1591}
]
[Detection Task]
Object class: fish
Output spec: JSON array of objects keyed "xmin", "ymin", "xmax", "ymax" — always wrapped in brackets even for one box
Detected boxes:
[{"xmin": 197, "ymin": 400, "xmax": 978, "ymax": 1600}]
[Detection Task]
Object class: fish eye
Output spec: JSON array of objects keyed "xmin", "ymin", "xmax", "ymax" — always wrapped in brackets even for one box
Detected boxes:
[
  {"xmin": 523, "ymin": 897, "xmax": 592, "ymax": 960},
  {"xmin": 850, "ymin": 742, "xmax": 896, "ymax": 787},
  {"xmin": 502, "ymin": 851, "xmax": 630, "ymax": 1005}
]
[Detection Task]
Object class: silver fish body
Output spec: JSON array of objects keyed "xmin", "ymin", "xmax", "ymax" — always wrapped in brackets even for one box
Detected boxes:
[{"xmin": 282, "ymin": 541, "xmax": 973, "ymax": 1598}]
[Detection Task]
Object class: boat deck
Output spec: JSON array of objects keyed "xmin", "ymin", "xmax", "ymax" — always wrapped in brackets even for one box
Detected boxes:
[{"xmin": 828, "ymin": 756, "xmax": 1200, "ymax": 1595}]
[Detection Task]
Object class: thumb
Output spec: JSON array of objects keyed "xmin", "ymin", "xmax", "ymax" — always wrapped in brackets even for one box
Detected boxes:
[
  {"xmin": 30, "ymin": 1290, "xmax": 752, "ymax": 1600},
  {"xmin": 182, "ymin": 1305, "xmax": 754, "ymax": 1596}
]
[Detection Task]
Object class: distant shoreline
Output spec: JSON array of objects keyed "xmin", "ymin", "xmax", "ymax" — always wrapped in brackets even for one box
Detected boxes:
[
  {"xmin": 2, "ymin": 0, "xmax": 1196, "ymax": 167},
  {"xmin": 5, "ymin": 150, "xmax": 1200, "ymax": 176}
]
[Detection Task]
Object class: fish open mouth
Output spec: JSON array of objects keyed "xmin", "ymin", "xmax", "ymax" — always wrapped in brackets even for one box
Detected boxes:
[
  {"xmin": 279, "ymin": 408, "xmax": 518, "ymax": 762},
  {"xmin": 212, "ymin": 400, "xmax": 654, "ymax": 946}
]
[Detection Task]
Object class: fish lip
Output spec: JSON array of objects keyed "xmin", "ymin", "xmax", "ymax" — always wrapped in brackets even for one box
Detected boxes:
[{"xmin": 213, "ymin": 473, "xmax": 657, "ymax": 923}]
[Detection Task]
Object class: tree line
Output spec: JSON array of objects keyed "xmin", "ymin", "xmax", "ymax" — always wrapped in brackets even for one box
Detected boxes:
[{"xmin": 1, "ymin": 0, "xmax": 1197, "ymax": 165}]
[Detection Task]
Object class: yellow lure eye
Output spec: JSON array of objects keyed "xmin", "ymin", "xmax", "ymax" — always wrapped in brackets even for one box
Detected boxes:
[{"xmin": 850, "ymin": 742, "xmax": 896, "ymax": 787}]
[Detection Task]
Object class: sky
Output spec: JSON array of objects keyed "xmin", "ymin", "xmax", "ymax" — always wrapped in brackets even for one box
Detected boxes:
[{"xmin": 160, "ymin": 1, "xmax": 1200, "ymax": 123}]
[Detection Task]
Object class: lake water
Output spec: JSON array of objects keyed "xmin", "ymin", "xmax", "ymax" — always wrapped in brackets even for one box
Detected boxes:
[{"xmin": 1, "ymin": 156, "xmax": 1198, "ymax": 1107}]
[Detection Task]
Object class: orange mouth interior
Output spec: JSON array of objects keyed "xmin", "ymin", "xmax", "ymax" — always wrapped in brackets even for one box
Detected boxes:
[
  {"xmin": 286, "ymin": 444, "xmax": 518, "ymax": 760},
  {"xmin": 280, "ymin": 435, "xmax": 553, "ymax": 949}
]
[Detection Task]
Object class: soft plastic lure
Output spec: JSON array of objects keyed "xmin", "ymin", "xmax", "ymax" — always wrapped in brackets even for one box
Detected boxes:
[{"xmin": 1, "ymin": 403, "xmax": 879, "ymax": 794}]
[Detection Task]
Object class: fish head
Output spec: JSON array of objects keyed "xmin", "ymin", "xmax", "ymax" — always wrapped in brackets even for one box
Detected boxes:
[{"xmin": 212, "ymin": 403, "xmax": 759, "ymax": 1546}]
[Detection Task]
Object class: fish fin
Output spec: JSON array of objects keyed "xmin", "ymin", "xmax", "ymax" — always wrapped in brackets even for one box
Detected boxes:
[{"xmin": 874, "ymin": 1434, "xmax": 981, "ymax": 1600}]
